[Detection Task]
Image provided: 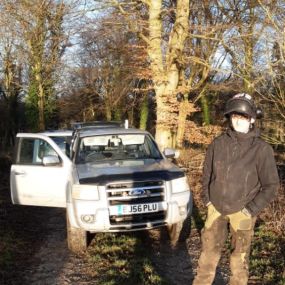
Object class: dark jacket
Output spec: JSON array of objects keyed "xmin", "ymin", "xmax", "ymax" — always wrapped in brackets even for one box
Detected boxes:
[{"xmin": 202, "ymin": 128, "xmax": 279, "ymax": 216}]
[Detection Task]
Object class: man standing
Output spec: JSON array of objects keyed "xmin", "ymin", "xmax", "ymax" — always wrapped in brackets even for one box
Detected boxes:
[{"xmin": 193, "ymin": 93, "xmax": 279, "ymax": 285}]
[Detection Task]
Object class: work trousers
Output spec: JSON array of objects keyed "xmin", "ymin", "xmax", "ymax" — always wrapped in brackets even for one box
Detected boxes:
[{"xmin": 193, "ymin": 204, "xmax": 256, "ymax": 285}]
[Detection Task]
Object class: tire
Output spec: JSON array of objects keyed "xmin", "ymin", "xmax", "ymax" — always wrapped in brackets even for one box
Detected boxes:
[
  {"xmin": 167, "ymin": 215, "xmax": 191, "ymax": 247},
  {"xmin": 66, "ymin": 212, "xmax": 88, "ymax": 254}
]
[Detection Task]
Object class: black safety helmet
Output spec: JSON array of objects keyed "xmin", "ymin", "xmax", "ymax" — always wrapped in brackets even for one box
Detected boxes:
[{"xmin": 224, "ymin": 93, "xmax": 262, "ymax": 119}]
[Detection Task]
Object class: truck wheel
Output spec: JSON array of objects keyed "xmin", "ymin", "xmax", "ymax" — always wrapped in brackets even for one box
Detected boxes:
[
  {"xmin": 167, "ymin": 215, "xmax": 191, "ymax": 246},
  {"xmin": 66, "ymin": 213, "xmax": 88, "ymax": 254}
]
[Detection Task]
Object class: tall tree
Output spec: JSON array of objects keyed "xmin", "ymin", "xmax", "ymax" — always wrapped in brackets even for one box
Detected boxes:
[
  {"xmin": 221, "ymin": 1, "xmax": 267, "ymax": 94},
  {"xmin": 0, "ymin": 44, "xmax": 23, "ymax": 148},
  {"xmin": 61, "ymin": 11, "xmax": 148, "ymax": 124},
  {"xmin": 3, "ymin": 0, "xmax": 70, "ymax": 131},
  {"xmin": 103, "ymin": 0, "xmax": 232, "ymax": 148},
  {"xmin": 255, "ymin": 0, "xmax": 285, "ymax": 145},
  {"xmin": 0, "ymin": 3, "xmax": 24, "ymax": 147}
]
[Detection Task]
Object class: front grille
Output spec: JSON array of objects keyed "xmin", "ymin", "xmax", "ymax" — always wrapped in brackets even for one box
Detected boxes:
[
  {"xmin": 106, "ymin": 180, "xmax": 166, "ymax": 226},
  {"xmin": 106, "ymin": 180, "xmax": 165, "ymax": 206}
]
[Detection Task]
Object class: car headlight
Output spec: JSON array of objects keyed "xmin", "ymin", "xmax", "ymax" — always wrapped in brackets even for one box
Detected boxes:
[
  {"xmin": 171, "ymin": 176, "xmax": 190, "ymax": 194},
  {"xmin": 72, "ymin": 185, "xmax": 99, "ymax": 200}
]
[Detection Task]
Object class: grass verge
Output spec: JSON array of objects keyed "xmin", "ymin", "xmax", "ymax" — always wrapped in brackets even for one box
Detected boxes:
[
  {"xmin": 84, "ymin": 232, "xmax": 169, "ymax": 285},
  {"xmin": 250, "ymin": 224, "xmax": 285, "ymax": 284}
]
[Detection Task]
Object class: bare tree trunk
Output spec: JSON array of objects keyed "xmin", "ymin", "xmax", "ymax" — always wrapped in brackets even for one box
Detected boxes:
[
  {"xmin": 155, "ymin": 89, "xmax": 174, "ymax": 150},
  {"xmin": 105, "ymin": 104, "xmax": 112, "ymax": 121},
  {"xmin": 139, "ymin": 95, "xmax": 148, "ymax": 130},
  {"xmin": 201, "ymin": 95, "xmax": 210, "ymax": 125},
  {"xmin": 32, "ymin": 56, "xmax": 45, "ymax": 131},
  {"xmin": 148, "ymin": 0, "xmax": 189, "ymax": 149},
  {"xmin": 36, "ymin": 75, "xmax": 45, "ymax": 131},
  {"xmin": 2, "ymin": 45, "xmax": 21, "ymax": 145},
  {"xmin": 114, "ymin": 108, "xmax": 122, "ymax": 121},
  {"xmin": 176, "ymin": 100, "xmax": 192, "ymax": 148},
  {"xmin": 128, "ymin": 108, "xmax": 134, "ymax": 126}
]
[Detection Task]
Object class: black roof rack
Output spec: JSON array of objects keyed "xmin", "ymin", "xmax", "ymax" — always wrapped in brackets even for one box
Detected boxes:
[{"xmin": 71, "ymin": 121, "xmax": 125, "ymax": 131}]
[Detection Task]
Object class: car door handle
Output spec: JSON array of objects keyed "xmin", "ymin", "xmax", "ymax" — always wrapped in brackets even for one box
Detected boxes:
[{"xmin": 15, "ymin": 171, "xmax": 26, "ymax": 175}]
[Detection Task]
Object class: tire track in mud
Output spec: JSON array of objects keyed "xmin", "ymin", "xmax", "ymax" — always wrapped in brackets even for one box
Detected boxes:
[
  {"xmin": 19, "ymin": 209, "xmax": 94, "ymax": 285},
  {"xmin": 21, "ymin": 209, "xmax": 69, "ymax": 285}
]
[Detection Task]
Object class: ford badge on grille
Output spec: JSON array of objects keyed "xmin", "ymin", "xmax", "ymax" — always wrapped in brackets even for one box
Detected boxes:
[{"xmin": 129, "ymin": 189, "xmax": 146, "ymax": 196}]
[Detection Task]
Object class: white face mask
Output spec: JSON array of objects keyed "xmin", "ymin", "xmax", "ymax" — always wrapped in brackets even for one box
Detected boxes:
[{"xmin": 231, "ymin": 116, "xmax": 251, "ymax": 133}]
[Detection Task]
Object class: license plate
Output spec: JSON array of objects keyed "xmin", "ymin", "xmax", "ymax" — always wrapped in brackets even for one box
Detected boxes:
[{"xmin": 109, "ymin": 202, "xmax": 165, "ymax": 216}]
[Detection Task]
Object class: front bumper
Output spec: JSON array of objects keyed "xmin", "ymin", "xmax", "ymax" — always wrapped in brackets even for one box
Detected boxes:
[{"xmin": 67, "ymin": 189, "xmax": 192, "ymax": 232}]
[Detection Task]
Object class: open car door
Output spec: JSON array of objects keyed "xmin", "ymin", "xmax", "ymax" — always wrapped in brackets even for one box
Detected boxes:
[{"xmin": 10, "ymin": 133, "xmax": 72, "ymax": 207}]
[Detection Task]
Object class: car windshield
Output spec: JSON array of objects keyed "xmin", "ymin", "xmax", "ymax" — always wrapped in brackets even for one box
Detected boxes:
[{"xmin": 75, "ymin": 134, "xmax": 162, "ymax": 164}]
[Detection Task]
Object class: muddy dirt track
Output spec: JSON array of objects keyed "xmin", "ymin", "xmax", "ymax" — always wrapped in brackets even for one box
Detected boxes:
[{"xmin": 0, "ymin": 184, "xmax": 232, "ymax": 285}]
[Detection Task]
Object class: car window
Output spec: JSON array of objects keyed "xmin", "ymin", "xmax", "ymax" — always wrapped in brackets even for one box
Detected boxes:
[
  {"xmin": 18, "ymin": 138, "xmax": 59, "ymax": 165},
  {"xmin": 49, "ymin": 136, "xmax": 71, "ymax": 157},
  {"xmin": 75, "ymin": 134, "xmax": 162, "ymax": 164}
]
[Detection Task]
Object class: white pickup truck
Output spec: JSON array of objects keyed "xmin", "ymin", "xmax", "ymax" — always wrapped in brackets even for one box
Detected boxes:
[{"xmin": 10, "ymin": 122, "xmax": 192, "ymax": 254}]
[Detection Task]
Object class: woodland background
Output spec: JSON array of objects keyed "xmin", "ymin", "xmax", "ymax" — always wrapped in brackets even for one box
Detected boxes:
[
  {"xmin": 0, "ymin": 1, "xmax": 284, "ymax": 283},
  {"xmin": 0, "ymin": 0, "xmax": 284, "ymax": 150}
]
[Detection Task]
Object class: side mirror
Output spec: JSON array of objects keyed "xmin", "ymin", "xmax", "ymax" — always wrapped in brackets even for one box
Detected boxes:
[
  {"xmin": 42, "ymin": 155, "xmax": 60, "ymax": 166},
  {"xmin": 163, "ymin": 148, "xmax": 180, "ymax": 159}
]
